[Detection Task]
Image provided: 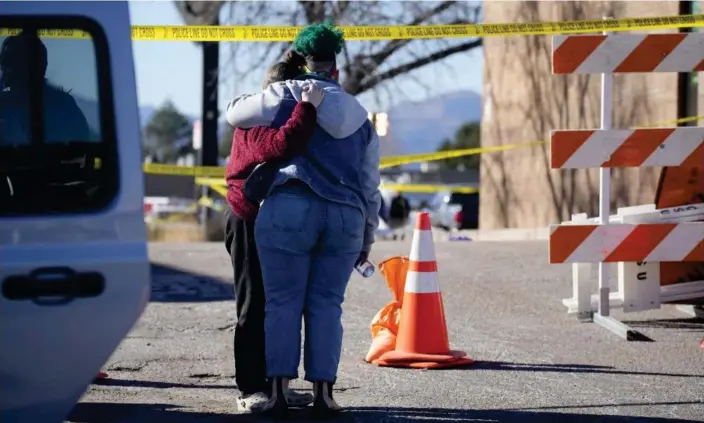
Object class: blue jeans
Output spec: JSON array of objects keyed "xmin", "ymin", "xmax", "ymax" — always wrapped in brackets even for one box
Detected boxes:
[{"xmin": 255, "ymin": 182, "xmax": 363, "ymax": 382}]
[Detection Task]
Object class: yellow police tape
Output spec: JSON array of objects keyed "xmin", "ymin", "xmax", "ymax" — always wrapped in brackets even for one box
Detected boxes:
[
  {"xmin": 205, "ymin": 182, "xmax": 229, "ymax": 199},
  {"xmin": 379, "ymin": 114, "xmax": 704, "ymax": 168},
  {"xmin": 2, "ymin": 14, "xmax": 703, "ymax": 41},
  {"xmin": 379, "ymin": 142, "xmax": 544, "ymax": 169},
  {"xmin": 635, "ymin": 114, "xmax": 703, "ymax": 128},
  {"xmin": 143, "ymin": 114, "xmax": 704, "ymax": 178},
  {"xmin": 144, "ymin": 163, "xmax": 225, "ymax": 178},
  {"xmin": 380, "ymin": 184, "xmax": 479, "ymax": 194}
]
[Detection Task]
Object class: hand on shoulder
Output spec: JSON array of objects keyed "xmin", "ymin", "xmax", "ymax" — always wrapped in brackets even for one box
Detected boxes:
[{"xmin": 301, "ymin": 81, "xmax": 325, "ymax": 108}]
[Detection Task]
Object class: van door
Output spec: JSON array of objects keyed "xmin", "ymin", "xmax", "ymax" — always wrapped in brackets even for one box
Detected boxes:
[{"xmin": 0, "ymin": 3, "xmax": 150, "ymax": 423}]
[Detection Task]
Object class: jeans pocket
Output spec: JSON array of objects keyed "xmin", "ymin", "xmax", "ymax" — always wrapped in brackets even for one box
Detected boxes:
[
  {"xmin": 339, "ymin": 205, "xmax": 364, "ymax": 238},
  {"xmin": 269, "ymin": 194, "xmax": 312, "ymax": 232}
]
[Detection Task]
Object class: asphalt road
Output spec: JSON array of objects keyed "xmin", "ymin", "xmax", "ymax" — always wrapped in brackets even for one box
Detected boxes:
[{"xmin": 68, "ymin": 239, "xmax": 704, "ymax": 423}]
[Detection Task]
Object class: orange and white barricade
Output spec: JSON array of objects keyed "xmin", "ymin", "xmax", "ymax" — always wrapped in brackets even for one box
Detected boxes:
[
  {"xmin": 548, "ymin": 30, "xmax": 704, "ymax": 340},
  {"xmin": 560, "ymin": 203, "xmax": 704, "ymax": 320}
]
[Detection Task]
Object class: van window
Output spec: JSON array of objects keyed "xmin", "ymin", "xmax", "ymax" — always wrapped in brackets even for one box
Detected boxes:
[{"xmin": 0, "ymin": 18, "xmax": 117, "ymax": 217}]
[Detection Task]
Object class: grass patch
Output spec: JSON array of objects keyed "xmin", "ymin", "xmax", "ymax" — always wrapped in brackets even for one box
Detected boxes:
[
  {"xmin": 147, "ymin": 222, "xmax": 206, "ymax": 242},
  {"xmin": 146, "ymin": 211, "xmax": 225, "ymax": 242}
]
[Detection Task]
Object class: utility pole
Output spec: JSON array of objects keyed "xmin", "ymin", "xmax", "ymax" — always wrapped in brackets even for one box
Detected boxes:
[
  {"xmin": 175, "ymin": 1, "xmax": 224, "ymax": 239},
  {"xmin": 657, "ymin": 1, "xmax": 700, "ymax": 207},
  {"xmin": 677, "ymin": 1, "xmax": 698, "ymax": 128},
  {"xmin": 692, "ymin": 0, "xmax": 701, "ymax": 118},
  {"xmin": 198, "ymin": 15, "xmax": 220, "ymax": 237}
]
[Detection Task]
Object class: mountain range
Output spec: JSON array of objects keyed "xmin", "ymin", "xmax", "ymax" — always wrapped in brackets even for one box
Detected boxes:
[
  {"xmin": 381, "ymin": 90, "xmax": 482, "ymax": 157},
  {"xmin": 76, "ymin": 90, "xmax": 482, "ymax": 158}
]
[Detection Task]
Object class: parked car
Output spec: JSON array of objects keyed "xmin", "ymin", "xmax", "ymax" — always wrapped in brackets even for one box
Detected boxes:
[{"xmin": 428, "ymin": 190, "xmax": 479, "ymax": 231}]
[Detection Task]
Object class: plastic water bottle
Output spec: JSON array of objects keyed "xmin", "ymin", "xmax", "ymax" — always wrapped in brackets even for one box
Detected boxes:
[{"xmin": 355, "ymin": 259, "xmax": 375, "ymax": 278}]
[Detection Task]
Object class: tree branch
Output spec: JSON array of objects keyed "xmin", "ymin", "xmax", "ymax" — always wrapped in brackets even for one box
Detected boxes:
[
  {"xmin": 175, "ymin": 1, "xmax": 225, "ymax": 25},
  {"xmin": 298, "ymin": 0, "xmax": 328, "ymax": 22},
  {"xmin": 348, "ymin": 38, "xmax": 482, "ymax": 95},
  {"xmin": 332, "ymin": 1, "xmax": 351, "ymax": 20},
  {"xmin": 363, "ymin": 1, "xmax": 459, "ymax": 69},
  {"xmin": 181, "ymin": 1, "xmax": 484, "ymax": 104},
  {"xmin": 341, "ymin": 2, "xmax": 479, "ymax": 96}
]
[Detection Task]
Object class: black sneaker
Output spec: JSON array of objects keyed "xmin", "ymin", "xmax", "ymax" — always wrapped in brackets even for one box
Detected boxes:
[{"xmin": 311, "ymin": 381, "xmax": 341, "ymax": 420}]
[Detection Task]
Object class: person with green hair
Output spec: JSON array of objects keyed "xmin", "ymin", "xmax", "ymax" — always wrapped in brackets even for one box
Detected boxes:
[
  {"xmin": 225, "ymin": 21, "xmax": 359, "ymax": 138},
  {"xmin": 290, "ymin": 20, "xmax": 345, "ymax": 80},
  {"xmin": 225, "ymin": 21, "xmax": 382, "ymax": 420}
]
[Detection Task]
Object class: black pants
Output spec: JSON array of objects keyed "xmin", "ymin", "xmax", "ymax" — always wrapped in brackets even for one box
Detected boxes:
[{"xmin": 224, "ymin": 208, "xmax": 268, "ymax": 395}]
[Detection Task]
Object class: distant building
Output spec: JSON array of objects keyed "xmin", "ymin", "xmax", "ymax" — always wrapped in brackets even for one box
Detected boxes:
[{"xmin": 480, "ymin": 1, "xmax": 703, "ymax": 229}]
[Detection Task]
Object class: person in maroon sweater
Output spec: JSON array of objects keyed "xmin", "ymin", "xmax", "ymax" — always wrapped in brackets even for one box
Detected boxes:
[
  {"xmin": 223, "ymin": 56, "xmax": 324, "ymax": 413},
  {"xmin": 225, "ymin": 96, "xmax": 319, "ymax": 222}
]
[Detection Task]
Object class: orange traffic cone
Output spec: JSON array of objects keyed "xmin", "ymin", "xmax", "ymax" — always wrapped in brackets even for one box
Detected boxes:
[{"xmin": 372, "ymin": 212, "xmax": 473, "ymax": 369}]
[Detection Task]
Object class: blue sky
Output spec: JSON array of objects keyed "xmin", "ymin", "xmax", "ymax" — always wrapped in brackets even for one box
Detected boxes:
[
  {"xmin": 128, "ymin": 1, "xmax": 484, "ymax": 117},
  {"xmin": 43, "ymin": 38, "xmax": 99, "ymax": 101}
]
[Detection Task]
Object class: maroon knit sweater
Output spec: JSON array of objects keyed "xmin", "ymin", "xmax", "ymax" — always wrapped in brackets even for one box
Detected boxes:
[{"xmin": 225, "ymin": 101, "xmax": 317, "ymax": 222}]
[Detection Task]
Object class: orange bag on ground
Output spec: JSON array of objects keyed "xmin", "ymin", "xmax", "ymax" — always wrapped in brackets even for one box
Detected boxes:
[{"xmin": 365, "ymin": 256, "xmax": 409, "ymax": 363}]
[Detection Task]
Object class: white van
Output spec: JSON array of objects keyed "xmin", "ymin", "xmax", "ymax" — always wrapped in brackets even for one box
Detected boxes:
[{"xmin": 0, "ymin": 2, "xmax": 150, "ymax": 422}]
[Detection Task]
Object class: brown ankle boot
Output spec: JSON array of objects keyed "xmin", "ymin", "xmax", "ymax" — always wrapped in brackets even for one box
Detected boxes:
[
  {"xmin": 311, "ymin": 381, "xmax": 341, "ymax": 420},
  {"xmin": 263, "ymin": 377, "xmax": 289, "ymax": 420}
]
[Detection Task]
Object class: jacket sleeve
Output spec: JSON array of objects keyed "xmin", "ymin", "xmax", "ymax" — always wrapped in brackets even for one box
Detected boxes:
[
  {"xmin": 225, "ymin": 84, "xmax": 285, "ymax": 129},
  {"xmin": 360, "ymin": 120, "xmax": 382, "ymax": 252},
  {"xmin": 245, "ymin": 102, "xmax": 317, "ymax": 163}
]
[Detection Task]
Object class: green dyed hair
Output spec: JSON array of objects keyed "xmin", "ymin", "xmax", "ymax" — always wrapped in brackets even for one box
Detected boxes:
[{"xmin": 292, "ymin": 21, "xmax": 344, "ymax": 61}]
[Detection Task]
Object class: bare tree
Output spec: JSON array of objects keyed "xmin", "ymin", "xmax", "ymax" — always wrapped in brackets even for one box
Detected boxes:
[
  {"xmin": 516, "ymin": 1, "xmax": 597, "ymax": 222},
  {"xmin": 480, "ymin": 0, "xmax": 660, "ymax": 230},
  {"xmin": 480, "ymin": 57, "xmax": 514, "ymax": 228},
  {"xmin": 175, "ymin": 1, "xmax": 483, "ymax": 105},
  {"xmin": 513, "ymin": 1, "xmax": 657, "ymax": 223},
  {"xmin": 175, "ymin": 1, "xmax": 225, "ymax": 26}
]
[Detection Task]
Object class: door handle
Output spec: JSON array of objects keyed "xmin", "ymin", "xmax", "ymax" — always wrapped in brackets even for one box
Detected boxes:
[{"xmin": 2, "ymin": 266, "xmax": 105, "ymax": 305}]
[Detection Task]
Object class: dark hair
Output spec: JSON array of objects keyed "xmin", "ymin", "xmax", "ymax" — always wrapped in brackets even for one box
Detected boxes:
[
  {"xmin": 0, "ymin": 31, "xmax": 48, "ymax": 78},
  {"xmin": 283, "ymin": 50, "xmax": 306, "ymax": 69},
  {"xmin": 261, "ymin": 50, "xmax": 306, "ymax": 88}
]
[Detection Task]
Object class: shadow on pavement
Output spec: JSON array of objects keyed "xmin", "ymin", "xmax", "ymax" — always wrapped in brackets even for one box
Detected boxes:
[
  {"xmin": 347, "ymin": 406, "xmax": 704, "ymax": 422},
  {"xmin": 67, "ymin": 403, "xmax": 704, "ymax": 423},
  {"xmin": 470, "ymin": 361, "xmax": 704, "ymax": 379},
  {"xmin": 92, "ymin": 378, "xmax": 234, "ymax": 390},
  {"xmin": 506, "ymin": 400, "xmax": 704, "ymax": 411},
  {"xmin": 68, "ymin": 403, "xmax": 230, "ymax": 423},
  {"xmin": 150, "ymin": 263, "xmax": 233, "ymax": 303},
  {"xmin": 92, "ymin": 377, "xmax": 360, "ymax": 393},
  {"xmin": 621, "ymin": 317, "xmax": 704, "ymax": 332}
]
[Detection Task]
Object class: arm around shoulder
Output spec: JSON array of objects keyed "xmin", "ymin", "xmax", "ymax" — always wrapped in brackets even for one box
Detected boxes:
[
  {"xmin": 246, "ymin": 101, "xmax": 318, "ymax": 163},
  {"xmin": 225, "ymin": 84, "xmax": 285, "ymax": 129}
]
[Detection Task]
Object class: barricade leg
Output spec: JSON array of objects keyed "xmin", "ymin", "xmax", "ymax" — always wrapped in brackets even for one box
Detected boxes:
[
  {"xmin": 594, "ymin": 264, "xmax": 643, "ymax": 340},
  {"xmin": 591, "ymin": 261, "xmax": 644, "ymax": 340},
  {"xmin": 571, "ymin": 263, "xmax": 593, "ymax": 320},
  {"xmin": 592, "ymin": 264, "xmax": 646, "ymax": 341},
  {"xmin": 592, "ymin": 313, "xmax": 642, "ymax": 341},
  {"xmin": 590, "ymin": 31, "xmax": 644, "ymax": 342}
]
